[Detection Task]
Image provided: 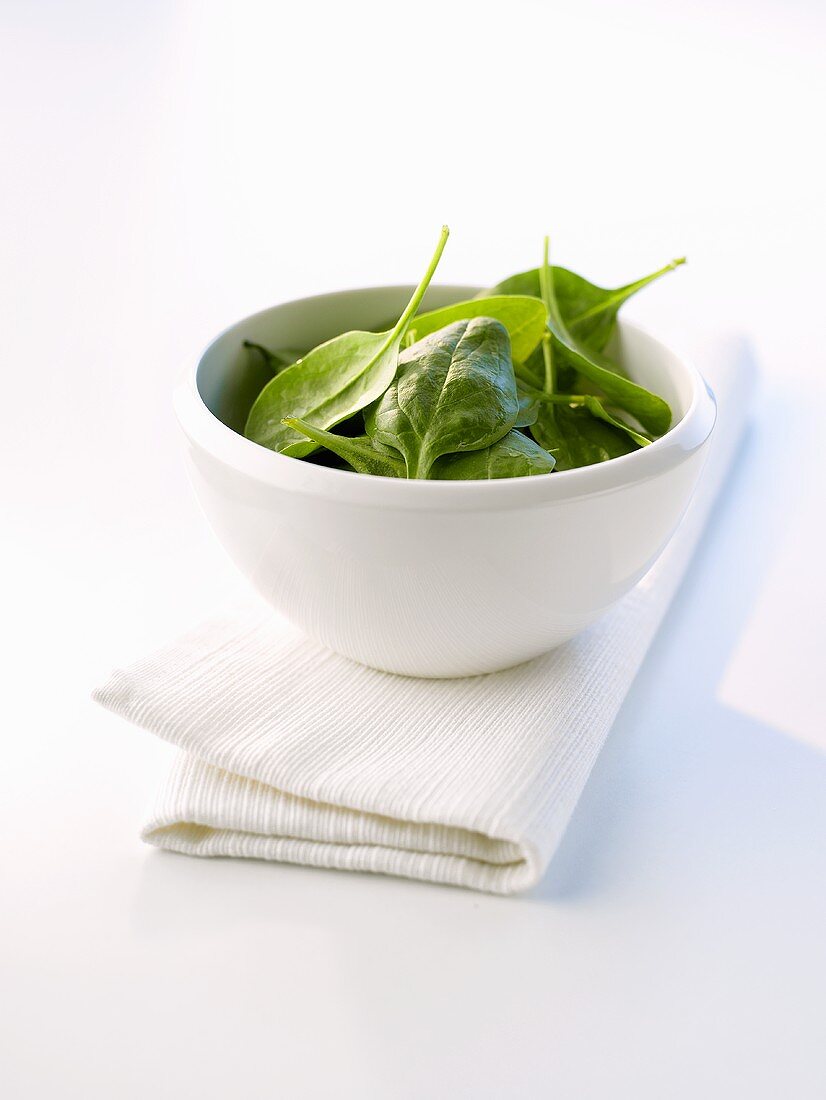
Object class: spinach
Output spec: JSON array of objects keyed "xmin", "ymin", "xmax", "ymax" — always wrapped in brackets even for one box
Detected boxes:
[
  {"xmin": 405, "ymin": 295, "xmax": 547, "ymax": 363},
  {"xmin": 562, "ymin": 259, "xmax": 685, "ymax": 352},
  {"xmin": 283, "ymin": 418, "xmax": 404, "ymax": 477},
  {"xmin": 431, "ymin": 430, "xmax": 555, "ymax": 479},
  {"xmin": 514, "ymin": 384, "xmax": 541, "ymax": 428},
  {"xmin": 243, "ymin": 341, "xmax": 304, "ymax": 375},
  {"xmin": 285, "ymin": 420, "xmax": 554, "ymax": 480},
  {"xmin": 541, "ymin": 394, "xmax": 651, "ymax": 447},
  {"xmin": 365, "ymin": 318, "xmax": 518, "ymax": 478},
  {"xmin": 240, "ymin": 228, "xmax": 685, "ymax": 480},
  {"xmin": 244, "ymin": 226, "xmax": 449, "ymax": 456},
  {"xmin": 537, "ymin": 238, "xmax": 672, "ymax": 436},
  {"xmin": 519, "ymin": 380, "xmax": 650, "ymax": 466},
  {"xmin": 483, "ymin": 253, "xmax": 685, "ymax": 399},
  {"xmin": 574, "ymin": 396, "xmax": 651, "ymax": 448},
  {"xmin": 531, "ymin": 401, "xmax": 639, "ymax": 470},
  {"xmin": 484, "ymin": 256, "xmax": 685, "ymax": 352}
]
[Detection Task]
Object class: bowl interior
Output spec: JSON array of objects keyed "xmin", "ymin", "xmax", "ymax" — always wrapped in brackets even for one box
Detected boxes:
[{"xmin": 196, "ymin": 284, "xmax": 694, "ymax": 437}]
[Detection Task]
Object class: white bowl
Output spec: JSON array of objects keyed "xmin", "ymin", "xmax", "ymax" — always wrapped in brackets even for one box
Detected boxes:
[{"xmin": 175, "ymin": 285, "xmax": 716, "ymax": 677}]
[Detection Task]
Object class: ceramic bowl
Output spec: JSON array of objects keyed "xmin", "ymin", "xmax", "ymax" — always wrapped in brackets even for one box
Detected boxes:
[{"xmin": 174, "ymin": 285, "xmax": 716, "ymax": 677}]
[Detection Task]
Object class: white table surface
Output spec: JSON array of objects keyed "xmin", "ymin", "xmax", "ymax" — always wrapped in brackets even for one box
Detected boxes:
[{"xmin": 3, "ymin": 2, "xmax": 825, "ymax": 1097}]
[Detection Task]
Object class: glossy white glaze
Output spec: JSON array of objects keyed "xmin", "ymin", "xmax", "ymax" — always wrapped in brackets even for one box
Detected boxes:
[{"xmin": 175, "ymin": 286, "xmax": 716, "ymax": 676}]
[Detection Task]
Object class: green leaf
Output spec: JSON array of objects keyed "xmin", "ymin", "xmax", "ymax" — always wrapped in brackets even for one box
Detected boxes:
[
  {"xmin": 285, "ymin": 419, "xmax": 554, "ymax": 480},
  {"xmin": 481, "ymin": 268, "xmax": 541, "ymax": 299},
  {"xmin": 244, "ymin": 226, "xmax": 450, "ymax": 456},
  {"xmin": 365, "ymin": 318, "xmax": 519, "ymax": 479},
  {"xmin": 518, "ymin": 368, "xmax": 652, "ymax": 452},
  {"xmin": 243, "ymin": 341, "xmax": 305, "ymax": 376},
  {"xmin": 405, "ymin": 295, "xmax": 547, "ymax": 363},
  {"xmin": 483, "ymin": 257, "xmax": 685, "ymax": 352},
  {"xmin": 530, "ymin": 402, "xmax": 639, "ymax": 471},
  {"xmin": 514, "ymin": 383, "xmax": 541, "ymax": 428},
  {"xmin": 559, "ymin": 260, "xmax": 685, "ymax": 351},
  {"xmin": 542, "ymin": 394, "xmax": 652, "ymax": 448},
  {"xmin": 431, "ymin": 430, "xmax": 555, "ymax": 479},
  {"xmin": 577, "ymin": 396, "xmax": 652, "ymax": 448},
  {"xmin": 283, "ymin": 418, "xmax": 404, "ymax": 477},
  {"xmin": 539, "ymin": 241, "xmax": 672, "ymax": 436}
]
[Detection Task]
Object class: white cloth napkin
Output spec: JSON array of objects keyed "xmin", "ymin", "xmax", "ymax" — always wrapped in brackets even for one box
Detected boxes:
[{"xmin": 94, "ymin": 337, "xmax": 754, "ymax": 894}]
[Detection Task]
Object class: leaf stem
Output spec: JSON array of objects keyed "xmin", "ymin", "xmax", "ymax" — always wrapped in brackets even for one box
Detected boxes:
[
  {"xmin": 542, "ymin": 394, "xmax": 586, "ymax": 405},
  {"xmin": 541, "ymin": 334, "xmax": 555, "ymax": 395},
  {"xmin": 389, "ymin": 225, "xmax": 450, "ymax": 343},
  {"xmin": 282, "ymin": 418, "xmax": 405, "ymax": 477},
  {"xmin": 539, "ymin": 236, "xmax": 556, "ymax": 394}
]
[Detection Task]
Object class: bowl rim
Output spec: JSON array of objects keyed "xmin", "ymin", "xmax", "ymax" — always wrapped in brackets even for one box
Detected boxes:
[{"xmin": 175, "ymin": 284, "xmax": 717, "ymax": 510}]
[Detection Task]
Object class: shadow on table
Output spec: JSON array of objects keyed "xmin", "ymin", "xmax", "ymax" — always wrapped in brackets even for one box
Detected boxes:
[{"xmin": 530, "ymin": 384, "xmax": 826, "ymax": 904}]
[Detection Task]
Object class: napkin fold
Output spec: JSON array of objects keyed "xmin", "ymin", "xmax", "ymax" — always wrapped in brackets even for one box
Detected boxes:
[{"xmin": 95, "ymin": 337, "xmax": 754, "ymax": 894}]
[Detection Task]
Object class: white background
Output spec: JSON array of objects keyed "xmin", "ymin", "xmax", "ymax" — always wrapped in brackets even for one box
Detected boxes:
[{"xmin": 2, "ymin": 1, "xmax": 825, "ymax": 1097}]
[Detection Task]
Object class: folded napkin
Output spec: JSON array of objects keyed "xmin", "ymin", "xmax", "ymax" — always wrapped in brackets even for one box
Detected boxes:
[{"xmin": 95, "ymin": 337, "xmax": 754, "ymax": 894}]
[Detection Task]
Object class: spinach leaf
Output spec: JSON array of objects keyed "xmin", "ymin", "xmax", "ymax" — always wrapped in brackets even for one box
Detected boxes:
[
  {"xmin": 365, "ymin": 318, "xmax": 518, "ymax": 479},
  {"xmin": 530, "ymin": 402, "xmax": 639, "ymax": 470},
  {"xmin": 560, "ymin": 259, "xmax": 685, "ymax": 351},
  {"xmin": 432, "ymin": 430, "xmax": 555, "ymax": 479},
  {"xmin": 518, "ymin": 368, "xmax": 652, "ymax": 450},
  {"xmin": 283, "ymin": 418, "xmax": 404, "ymax": 477},
  {"xmin": 245, "ymin": 226, "xmax": 449, "ymax": 457},
  {"xmin": 241, "ymin": 229, "xmax": 684, "ymax": 479},
  {"xmin": 539, "ymin": 239, "xmax": 672, "ymax": 436},
  {"xmin": 285, "ymin": 419, "xmax": 554, "ymax": 480},
  {"xmin": 404, "ymin": 295, "xmax": 546, "ymax": 363},
  {"xmin": 482, "ymin": 253, "xmax": 684, "ymax": 396},
  {"xmin": 578, "ymin": 396, "xmax": 651, "ymax": 447},
  {"xmin": 243, "ymin": 341, "xmax": 304, "ymax": 375},
  {"xmin": 514, "ymin": 383, "xmax": 541, "ymax": 428},
  {"xmin": 483, "ymin": 257, "xmax": 685, "ymax": 352},
  {"xmin": 542, "ymin": 394, "xmax": 652, "ymax": 448}
]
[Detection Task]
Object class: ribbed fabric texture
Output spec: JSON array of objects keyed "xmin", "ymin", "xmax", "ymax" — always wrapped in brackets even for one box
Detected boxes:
[{"xmin": 94, "ymin": 339, "xmax": 753, "ymax": 893}]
